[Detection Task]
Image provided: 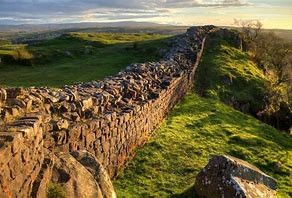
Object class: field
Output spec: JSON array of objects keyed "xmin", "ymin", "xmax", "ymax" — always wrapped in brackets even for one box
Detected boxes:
[
  {"xmin": 271, "ymin": 29, "xmax": 292, "ymax": 42},
  {"xmin": 0, "ymin": 32, "xmax": 173, "ymax": 87}
]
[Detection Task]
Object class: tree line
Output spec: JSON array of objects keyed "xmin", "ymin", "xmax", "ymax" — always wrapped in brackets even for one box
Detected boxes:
[{"xmin": 235, "ymin": 19, "xmax": 291, "ymax": 131}]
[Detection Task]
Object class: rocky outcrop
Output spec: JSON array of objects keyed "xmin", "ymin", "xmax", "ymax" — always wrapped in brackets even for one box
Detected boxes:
[
  {"xmin": 30, "ymin": 150, "xmax": 115, "ymax": 198},
  {"xmin": 195, "ymin": 155, "xmax": 277, "ymax": 198},
  {"xmin": 0, "ymin": 26, "xmax": 215, "ymax": 197},
  {"xmin": 71, "ymin": 150, "xmax": 116, "ymax": 198},
  {"xmin": 52, "ymin": 152, "xmax": 103, "ymax": 198}
]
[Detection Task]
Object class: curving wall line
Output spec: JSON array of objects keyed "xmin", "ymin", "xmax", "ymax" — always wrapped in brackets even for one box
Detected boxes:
[{"xmin": 0, "ymin": 26, "xmax": 214, "ymax": 197}]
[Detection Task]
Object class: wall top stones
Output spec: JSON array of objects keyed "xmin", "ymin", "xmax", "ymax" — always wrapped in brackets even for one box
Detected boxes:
[{"xmin": 0, "ymin": 25, "xmax": 214, "ymax": 135}]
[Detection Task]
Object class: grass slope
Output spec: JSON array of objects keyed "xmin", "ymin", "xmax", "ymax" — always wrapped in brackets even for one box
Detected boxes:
[
  {"xmin": 0, "ymin": 33, "xmax": 172, "ymax": 87},
  {"xmin": 114, "ymin": 93, "xmax": 292, "ymax": 198},
  {"xmin": 114, "ymin": 33, "xmax": 291, "ymax": 197},
  {"xmin": 195, "ymin": 33, "xmax": 268, "ymax": 113}
]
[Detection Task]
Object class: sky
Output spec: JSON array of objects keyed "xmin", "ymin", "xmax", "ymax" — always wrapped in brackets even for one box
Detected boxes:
[{"xmin": 0, "ymin": 0, "xmax": 291, "ymax": 29}]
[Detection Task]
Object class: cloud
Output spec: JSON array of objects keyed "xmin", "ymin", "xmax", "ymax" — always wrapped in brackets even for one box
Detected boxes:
[
  {"xmin": 0, "ymin": 0, "xmax": 249, "ymax": 24},
  {"xmin": 163, "ymin": 0, "xmax": 248, "ymax": 8}
]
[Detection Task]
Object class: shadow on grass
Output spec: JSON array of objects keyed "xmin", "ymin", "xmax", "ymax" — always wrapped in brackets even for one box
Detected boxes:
[{"xmin": 171, "ymin": 185, "xmax": 198, "ymax": 198}]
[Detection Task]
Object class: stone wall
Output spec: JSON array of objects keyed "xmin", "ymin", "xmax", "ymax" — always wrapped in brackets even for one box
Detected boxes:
[
  {"xmin": 0, "ymin": 114, "xmax": 44, "ymax": 197},
  {"xmin": 0, "ymin": 26, "xmax": 214, "ymax": 197}
]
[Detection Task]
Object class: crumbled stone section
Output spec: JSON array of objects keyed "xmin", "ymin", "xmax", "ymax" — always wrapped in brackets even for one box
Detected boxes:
[
  {"xmin": 0, "ymin": 26, "xmax": 215, "ymax": 197},
  {"xmin": 195, "ymin": 155, "xmax": 277, "ymax": 198}
]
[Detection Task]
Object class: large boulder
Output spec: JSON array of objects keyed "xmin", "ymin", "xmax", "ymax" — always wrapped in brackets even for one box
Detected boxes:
[
  {"xmin": 51, "ymin": 152, "xmax": 102, "ymax": 198},
  {"xmin": 71, "ymin": 150, "xmax": 117, "ymax": 198},
  {"xmin": 195, "ymin": 155, "xmax": 277, "ymax": 198}
]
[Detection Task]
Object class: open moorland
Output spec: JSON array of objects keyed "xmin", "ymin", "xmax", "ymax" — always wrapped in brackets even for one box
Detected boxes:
[{"xmin": 0, "ymin": 32, "xmax": 173, "ymax": 87}]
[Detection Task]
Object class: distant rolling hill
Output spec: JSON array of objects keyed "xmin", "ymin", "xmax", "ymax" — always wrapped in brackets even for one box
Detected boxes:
[
  {"xmin": 0, "ymin": 32, "xmax": 174, "ymax": 87},
  {"xmin": 0, "ymin": 21, "xmax": 188, "ymax": 41},
  {"xmin": 0, "ymin": 21, "xmax": 170, "ymax": 32}
]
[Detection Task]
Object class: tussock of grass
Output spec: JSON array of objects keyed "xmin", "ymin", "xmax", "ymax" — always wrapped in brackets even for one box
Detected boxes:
[
  {"xmin": 0, "ymin": 44, "xmax": 32, "ymax": 59},
  {"xmin": 0, "ymin": 33, "xmax": 172, "ymax": 87},
  {"xmin": 114, "ymin": 93, "xmax": 292, "ymax": 198}
]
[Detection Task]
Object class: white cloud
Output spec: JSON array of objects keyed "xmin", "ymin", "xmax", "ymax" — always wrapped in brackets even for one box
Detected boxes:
[{"xmin": 0, "ymin": 0, "xmax": 249, "ymax": 24}]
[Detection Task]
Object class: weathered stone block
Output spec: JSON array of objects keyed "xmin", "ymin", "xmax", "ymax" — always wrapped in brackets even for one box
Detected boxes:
[
  {"xmin": 53, "ymin": 119, "xmax": 69, "ymax": 131},
  {"xmin": 82, "ymin": 97, "xmax": 93, "ymax": 109},
  {"xmin": 195, "ymin": 155, "xmax": 277, "ymax": 198},
  {"xmin": 6, "ymin": 88, "xmax": 24, "ymax": 99},
  {"xmin": 52, "ymin": 152, "xmax": 102, "ymax": 198},
  {"xmin": 71, "ymin": 150, "xmax": 117, "ymax": 198},
  {"xmin": 0, "ymin": 89, "xmax": 7, "ymax": 102}
]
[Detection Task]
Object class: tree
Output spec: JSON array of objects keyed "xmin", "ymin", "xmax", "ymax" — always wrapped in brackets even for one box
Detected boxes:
[
  {"xmin": 266, "ymin": 40, "xmax": 292, "ymax": 85},
  {"xmin": 235, "ymin": 19, "xmax": 292, "ymax": 85},
  {"xmin": 251, "ymin": 32, "xmax": 276, "ymax": 72},
  {"xmin": 234, "ymin": 19, "xmax": 263, "ymax": 51},
  {"xmin": 236, "ymin": 19, "xmax": 292, "ymax": 130}
]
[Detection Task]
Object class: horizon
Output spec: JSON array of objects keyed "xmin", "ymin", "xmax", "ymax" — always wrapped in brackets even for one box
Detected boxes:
[
  {"xmin": 1, "ymin": 21, "xmax": 292, "ymax": 31},
  {"xmin": 0, "ymin": 0, "xmax": 291, "ymax": 30}
]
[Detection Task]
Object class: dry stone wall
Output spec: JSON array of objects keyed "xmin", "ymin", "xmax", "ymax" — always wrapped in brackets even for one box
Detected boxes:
[{"xmin": 0, "ymin": 26, "xmax": 214, "ymax": 197}]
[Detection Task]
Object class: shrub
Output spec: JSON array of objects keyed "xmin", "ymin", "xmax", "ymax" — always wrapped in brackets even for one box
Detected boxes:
[
  {"xmin": 13, "ymin": 47, "xmax": 33, "ymax": 60},
  {"xmin": 0, "ymin": 46, "xmax": 33, "ymax": 66},
  {"xmin": 47, "ymin": 182, "xmax": 66, "ymax": 198},
  {"xmin": 0, "ymin": 39, "xmax": 11, "ymax": 46}
]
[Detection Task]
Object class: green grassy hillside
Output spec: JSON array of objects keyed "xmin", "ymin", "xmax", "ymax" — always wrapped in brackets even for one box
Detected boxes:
[
  {"xmin": 114, "ymin": 32, "xmax": 292, "ymax": 197},
  {"xmin": 0, "ymin": 33, "xmax": 172, "ymax": 87},
  {"xmin": 195, "ymin": 32, "xmax": 268, "ymax": 114},
  {"xmin": 114, "ymin": 93, "xmax": 292, "ymax": 198}
]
